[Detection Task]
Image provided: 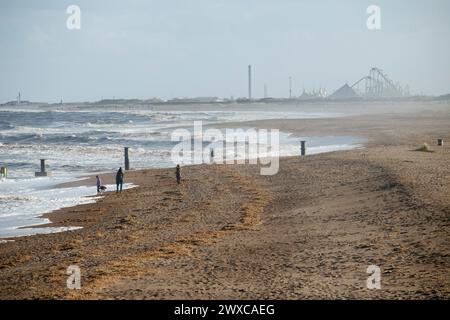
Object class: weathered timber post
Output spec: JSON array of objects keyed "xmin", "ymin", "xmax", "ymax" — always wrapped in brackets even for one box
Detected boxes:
[
  {"xmin": 35, "ymin": 159, "xmax": 52, "ymax": 177},
  {"xmin": 300, "ymin": 141, "xmax": 306, "ymax": 156},
  {"xmin": 124, "ymin": 147, "xmax": 130, "ymax": 170}
]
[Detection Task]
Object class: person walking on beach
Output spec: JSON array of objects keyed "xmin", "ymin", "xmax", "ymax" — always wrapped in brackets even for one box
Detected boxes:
[
  {"xmin": 96, "ymin": 175, "xmax": 102, "ymax": 193},
  {"xmin": 175, "ymin": 164, "xmax": 181, "ymax": 184},
  {"xmin": 116, "ymin": 167, "xmax": 124, "ymax": 193}
]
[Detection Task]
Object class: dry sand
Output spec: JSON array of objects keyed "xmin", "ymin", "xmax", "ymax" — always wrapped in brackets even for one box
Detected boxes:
[{"xmin": 0, "ymin": 106, "xmax": 449, "ymax": 299}]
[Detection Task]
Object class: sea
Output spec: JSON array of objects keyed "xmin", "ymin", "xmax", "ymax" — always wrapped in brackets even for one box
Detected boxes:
[{"xmin": 0, "ymin": 103, "xmax": 364, "ymax": 238}]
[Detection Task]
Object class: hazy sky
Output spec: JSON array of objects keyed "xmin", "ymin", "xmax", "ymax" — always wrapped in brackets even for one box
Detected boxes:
[{"xmin": 1, "ymin": 0, "xmax": 449, "ymax": 102}]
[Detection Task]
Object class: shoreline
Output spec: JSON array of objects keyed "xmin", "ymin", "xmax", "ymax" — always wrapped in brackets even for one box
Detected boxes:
[
  {"xmin": 0, "ymin": 108, "xmax": 449, "ymax": 299},
  {"xmin": 36, "ymin": 107, "xmax": 449, "ymax": 235},
  {"xmin": 1, "ymin": 118, "xmax": 367, "ymax": 239}
]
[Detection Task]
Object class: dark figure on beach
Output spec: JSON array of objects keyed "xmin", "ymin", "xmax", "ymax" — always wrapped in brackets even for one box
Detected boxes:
[
  {"xmin": 96, "ymin": 175, "xmax": 102, "ymax": 193},
  {"xmin": 116, "ymin": 167, "xmax": 124, "ymax": 193},
  {"xmin": 175, "ymin": 164, "xmax": 181, "ymax": 184}
]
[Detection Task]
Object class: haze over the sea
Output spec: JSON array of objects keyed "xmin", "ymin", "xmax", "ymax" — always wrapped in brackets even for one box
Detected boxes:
[{"xmin": 1, "ymin": 0, "xmax": 450, "ymax": 103}]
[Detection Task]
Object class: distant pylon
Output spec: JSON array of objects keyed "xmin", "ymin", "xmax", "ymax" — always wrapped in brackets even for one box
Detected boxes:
[
  {"xmin": 289, "ymin": 77, "xmax": 292, "ymax": 99},
  {"xmin": 248, "ymin": 65, "xmax": 252, "ymax": 100}
]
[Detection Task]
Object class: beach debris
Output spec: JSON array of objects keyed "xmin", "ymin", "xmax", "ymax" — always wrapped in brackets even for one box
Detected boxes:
[
  {"xmin": 413, "ymin": 143, "xmax": 434, "ymax": 153},
  {"xmin": 437, "ymin": 138, "xmax": 443, "ymax": 146},
  {"xmin": 379, "ymin": 181, "xmax": 398, "ymax": 191},
  {"xmin": 383, "ymin": 266, "xmax": 395, "ymax": 275}
]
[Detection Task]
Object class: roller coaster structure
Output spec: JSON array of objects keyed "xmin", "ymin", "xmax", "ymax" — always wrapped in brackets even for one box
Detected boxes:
[{"xmin": 351, "ymin": 67, "xmax": 409, "ymax": 98}]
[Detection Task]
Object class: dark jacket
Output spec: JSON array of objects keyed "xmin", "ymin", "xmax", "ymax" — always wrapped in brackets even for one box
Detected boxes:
[{"xmin": 116, "ymin": 169, "xmax": 124, "ymax": 184}]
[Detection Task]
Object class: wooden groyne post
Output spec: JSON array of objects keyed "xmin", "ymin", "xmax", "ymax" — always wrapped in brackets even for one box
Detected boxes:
[
  {"xmin": 124, "ymin": 147, "xmax": 130, "ymax": 170},
  {"xmin": 0, "ymin": 166, "xmax": 7, "ymax": 179},
  {"xmin": 300, "ymin": 141, "xmax": 306, "ymax": 156},
  {"xmin": 40, "ymin": 159, "xmax": 45, "ymax": 173},
  {"xmin": 35, "ymin": 159, "xmax": 52, "ymax": 177}
]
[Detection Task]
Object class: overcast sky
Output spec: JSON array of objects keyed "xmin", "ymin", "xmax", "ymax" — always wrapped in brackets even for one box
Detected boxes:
[{"xmin": 0, "ymin": 0, "xmax": 449, "ymax": 103}]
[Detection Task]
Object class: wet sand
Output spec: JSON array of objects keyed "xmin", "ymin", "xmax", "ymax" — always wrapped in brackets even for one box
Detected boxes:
[{"xmin": 0, "ymin": 106, "xmax": 449, "ymax": 299}]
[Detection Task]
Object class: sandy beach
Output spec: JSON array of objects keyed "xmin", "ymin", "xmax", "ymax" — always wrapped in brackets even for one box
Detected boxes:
[{"xmin": 0, "ymin": 105, "xmax": 449, "ymax": 299}]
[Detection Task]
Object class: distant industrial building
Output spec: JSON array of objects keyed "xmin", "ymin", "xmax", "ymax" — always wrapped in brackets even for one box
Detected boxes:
[
  {"xmin": 299, "ymin": 88, "xmax": 328, "ymax": 100},
  {"xmin": 329, "ymin": 67, "xmax": 410, "ymax": 100},
  {"xmin": 167, "ymin": 97, "xmax": 221, "ymax": 104},
  {"xmin": 328, "ymin": 84, "xmax": 360, "ymax": 100}
]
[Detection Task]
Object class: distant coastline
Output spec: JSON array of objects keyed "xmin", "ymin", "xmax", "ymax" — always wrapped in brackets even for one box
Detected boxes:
[{"xmin": 2, "ymin": 93, "xmax": 450, "ymax": 108}]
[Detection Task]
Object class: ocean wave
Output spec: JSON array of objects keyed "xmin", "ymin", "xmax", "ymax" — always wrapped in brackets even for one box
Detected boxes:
[
  {"xmin": 0, "ymin": 195, "xmax": 39, "ymax": 201},
  {"xmin": 0, "ymin": 122, "xmax": 14, "ymax": 130}
]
